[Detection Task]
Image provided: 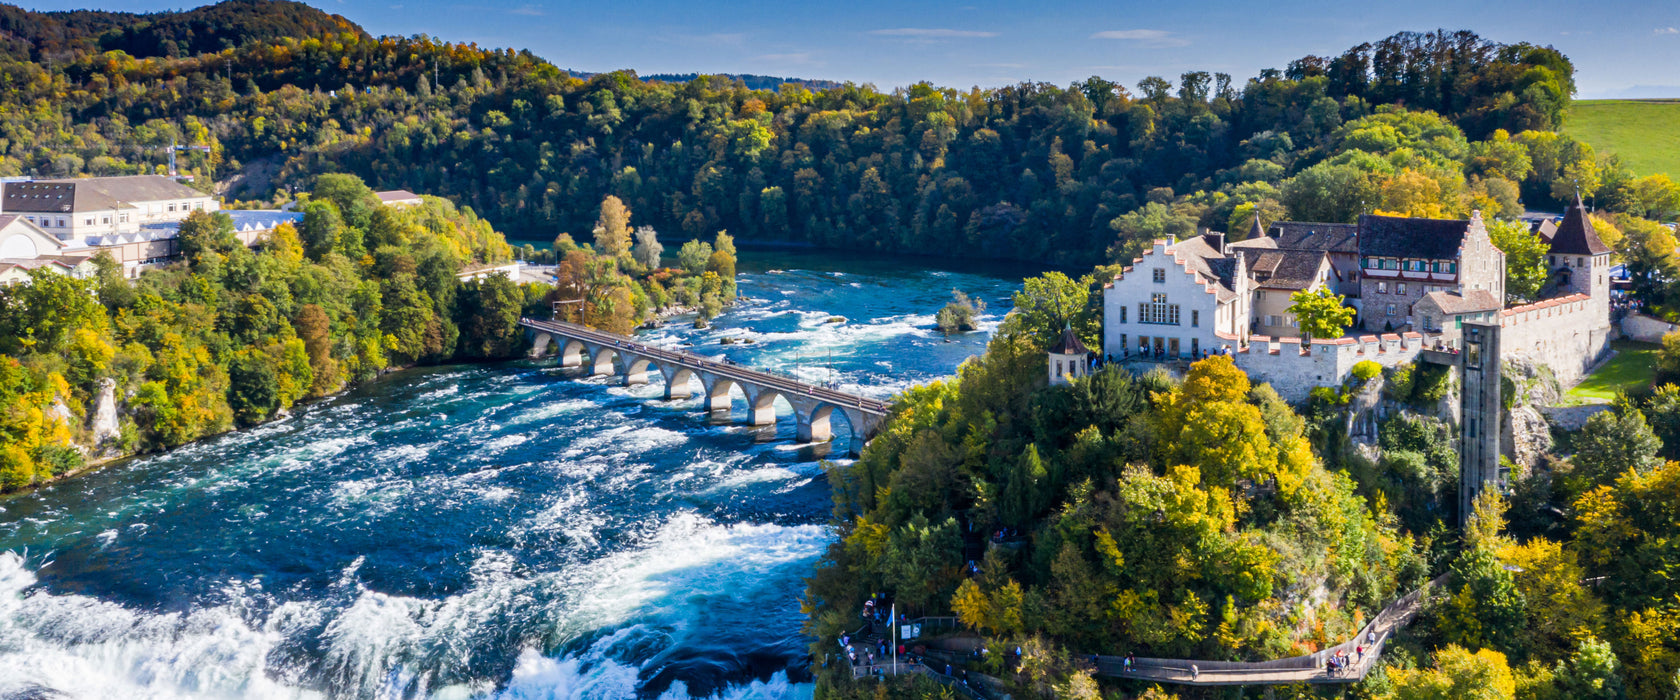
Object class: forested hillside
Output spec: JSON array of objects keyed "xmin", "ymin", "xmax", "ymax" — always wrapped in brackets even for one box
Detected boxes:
[
  {"xmin": 0, "ymin": 0, "xmax": 362, "ymax": 60},
  {"xmin": 8, "ymin": 1, "xmax": 1670, "ymax": 269}
]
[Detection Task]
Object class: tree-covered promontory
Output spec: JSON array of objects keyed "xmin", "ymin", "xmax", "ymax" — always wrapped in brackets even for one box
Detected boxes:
[
  {"xmin": 805, "ymin": 294, "xmax": 1424, "ymax": 697},
  {"xmin": 806, "ymin": 273, "xmax": 1680, "ymax": 699}
]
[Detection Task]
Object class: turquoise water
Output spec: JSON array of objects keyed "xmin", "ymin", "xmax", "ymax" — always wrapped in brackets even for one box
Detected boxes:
[{"xmin": 0, "ymin": 249, "xmax": 1034, "ymax": 699}]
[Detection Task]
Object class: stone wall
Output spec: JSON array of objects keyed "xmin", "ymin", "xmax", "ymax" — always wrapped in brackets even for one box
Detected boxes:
[
  {"xmin": 1497, "ymin": 294, "xmax": 1611, "ymax": 387},
  {"xmin": 1621, "ymin": 313, "xmax": 1677, "ymax": 343},
  {"xmin": 1233, "ymin": 332, "xmax": 1432, "ymax": 402}
]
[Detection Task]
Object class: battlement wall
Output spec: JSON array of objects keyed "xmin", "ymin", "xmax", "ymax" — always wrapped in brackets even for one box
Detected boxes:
[
  {"xmin": 1497, "ymin": 293, "xmax": 1611, "ymax": 385},
  {"xmin": 1232, "ymin": 332, "xmax": 1435, "ymax": 402}
]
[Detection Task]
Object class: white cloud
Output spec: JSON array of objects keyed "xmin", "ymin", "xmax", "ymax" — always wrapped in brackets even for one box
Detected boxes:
[
  {"xmin": 1657, "ymin": 27, "xmax": 1680, "ymax": 35},
  {"xmin": 509, "ymin": 4, "xmax": 543, "ymax": 16},
  {"xmin": 869, "ymin": 28, "xmax": 999, "ymax": 39},
  {"xmin": 1090, "ymin": 29, "xmax": 1189, "ymax": 48}
]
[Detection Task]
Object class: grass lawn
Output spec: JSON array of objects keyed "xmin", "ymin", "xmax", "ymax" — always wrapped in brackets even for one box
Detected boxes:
[
  {"xmin": 1564, "ymin": 99, "xmax": 1680, "ymax": 179},
  {"xmin": 1564, "ymin": 340, "xmax": 1660, "ymax": 404}
]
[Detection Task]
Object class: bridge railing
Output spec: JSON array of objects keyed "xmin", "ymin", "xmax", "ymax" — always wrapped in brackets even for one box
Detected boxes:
[{"xmin": 522, "ymin": 318, "xmax": 892, "ymax": 413}]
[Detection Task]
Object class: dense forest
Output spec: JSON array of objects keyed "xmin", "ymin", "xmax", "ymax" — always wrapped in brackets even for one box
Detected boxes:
[
  {"xmin": 806, "ymin": 272, "xmax": 1680, "ymax": 700},
  {"xmin": 2, "ymin": 0, "xmax": 1675, "ymax": 273}
]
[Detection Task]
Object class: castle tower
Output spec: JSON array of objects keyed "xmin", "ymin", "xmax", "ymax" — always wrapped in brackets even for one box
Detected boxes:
[
  {"xmin": 1048, "ymin": 326, "xmax": 1091, "ymax": 385},
  {"xmin": 1549, "ymin": 194, "xmax": 1613, "ymax": 325}
]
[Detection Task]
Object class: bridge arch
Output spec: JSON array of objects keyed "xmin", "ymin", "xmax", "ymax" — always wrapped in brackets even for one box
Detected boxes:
[
  {"xmin": 798, "ymin": 402, "xmax": 856, "ymax": 443},
  {"xmin": 702, "ymin": 376, "xmax": 739, "ymax": 412},
  {"xmin": 530, "ymin": 332, "xmax": 555, "ymax": 358},
  {"xmin": 588, "ymin": 347, "xmax": 620, "ymax": 377},
  {"xmin": 623, "ymin": 355, "xmax": 657, "ymax": 385},
  {"xmin": 560, "ymin": 339, "xmax": 590, "ymax": 368},
  {"xmin": 662, "ymin": 366, "xmax": 700, "ymax": 400}
]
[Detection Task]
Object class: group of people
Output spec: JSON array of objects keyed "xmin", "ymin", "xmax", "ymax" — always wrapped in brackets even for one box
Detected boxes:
[{"xmin": 1106, "ymin": 344, "xmax": 1236, "ymax": 365}]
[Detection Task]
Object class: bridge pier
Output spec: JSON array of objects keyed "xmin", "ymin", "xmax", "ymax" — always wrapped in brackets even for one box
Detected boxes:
[
  {"xmin": 796, "ymin": 408, "xmax": 833, "ymax": 443},
  {"xmin": 746, "ymin": 388, "xmax": 778, "ymax": 425},
  {"xmin": 702, "ymin": 377, "xmax": 735, "ymax": 412}
]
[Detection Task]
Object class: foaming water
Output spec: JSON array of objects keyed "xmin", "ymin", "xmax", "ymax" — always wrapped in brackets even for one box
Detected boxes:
[{"xmin": 0, "ymin": 247, "xmax": 1036, "ymax": 698}]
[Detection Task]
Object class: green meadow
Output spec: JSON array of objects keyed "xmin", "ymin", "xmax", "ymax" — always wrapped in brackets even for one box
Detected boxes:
[{"xmin": 1565, "ymin": 99, "xmax": 1680, "ymax": 178}]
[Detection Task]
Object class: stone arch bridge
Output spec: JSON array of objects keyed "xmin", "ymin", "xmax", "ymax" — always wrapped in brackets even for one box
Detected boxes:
[{"xmin": 521, "ymin": 318, "xmax": 890, "ymax": 454}]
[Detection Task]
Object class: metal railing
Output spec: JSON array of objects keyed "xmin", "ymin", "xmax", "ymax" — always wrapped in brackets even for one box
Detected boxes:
[{"xmin": 520, "ymin": 317, "xmax": 892, "ymax": 415}]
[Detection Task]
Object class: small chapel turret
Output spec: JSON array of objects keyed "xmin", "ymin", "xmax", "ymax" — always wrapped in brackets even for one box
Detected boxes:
[{"xmin": 1048, "ymin": 326, "xmax": 1091, "ymax": 386}]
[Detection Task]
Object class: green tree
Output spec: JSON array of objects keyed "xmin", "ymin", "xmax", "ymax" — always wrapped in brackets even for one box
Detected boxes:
[
  {"xmin": 0, "ymin": 269, "xmax": 105, "ymax": 355},
  {"xmin": 176, "ymin": 210, "xmax": 238, "ymax": 263},
  {"xmin": 457, "ymin": 274, "xmax": 525, "ymax": 358},
  {"xmin": 227, "ymin": 350, "xmax": 280, "ymax": 427},
  {"xmin": 1006, "ymin": 272, "xmax": 1097, "ymax": 349},
  {"xmin": 1286, "ymin": 287, "xmax": 1356, "ymax": 340},
  {"xmin": 1486, "ymin": 217, "xmax": 1549, "ymax": 303},
  {"xmin": 677, "ymin": 240, "xmax": 713, "ymax": 275},
  {"xmin": 1572, "ymin": 407, "xmax": 1661, "ymax": 488},
  {"xmin": 935, "ymin": 289, "xmax": 985, "ymax": 333},
  {"xmin": 1552, "ymin": 636, "xmax": 1626, "ymax": 700}
]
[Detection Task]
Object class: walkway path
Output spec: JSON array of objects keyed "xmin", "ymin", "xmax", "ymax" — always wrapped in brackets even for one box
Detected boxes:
[{"xmin": 916, "ymin": 574, "xmax": 1445, "ymax": 689}]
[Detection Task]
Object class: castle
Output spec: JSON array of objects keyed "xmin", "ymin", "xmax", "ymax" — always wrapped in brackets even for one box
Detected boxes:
[{"xmin": 1096, "ymin": 196, "xmax": 1615, "ymax": 402}]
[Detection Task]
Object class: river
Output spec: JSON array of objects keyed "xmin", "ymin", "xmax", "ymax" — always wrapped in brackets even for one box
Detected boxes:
[{"xmin": 0, "ymin": 248, "xmax": 1036, "ymax": 700}]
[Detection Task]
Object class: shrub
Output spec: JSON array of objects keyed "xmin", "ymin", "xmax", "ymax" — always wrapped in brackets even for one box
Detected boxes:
[{"xmin": 1352, "ymin": 360, "xmax": 1383, "ymax": 383}]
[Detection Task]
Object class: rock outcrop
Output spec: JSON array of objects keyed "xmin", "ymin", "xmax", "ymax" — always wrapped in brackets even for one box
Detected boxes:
[{"xmin": 90, "ymin": 378, "xmax": 121, "ymax": 450}]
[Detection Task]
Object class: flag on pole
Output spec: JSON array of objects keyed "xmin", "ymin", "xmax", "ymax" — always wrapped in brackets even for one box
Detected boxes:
[{"xmin": 891, "ymin": 603, "xmax": 898, "ymax": 675}]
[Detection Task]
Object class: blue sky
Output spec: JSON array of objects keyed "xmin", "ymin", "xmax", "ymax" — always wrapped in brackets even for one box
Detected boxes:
[{"xmin": 20, "ymin": 0, "xmax": 1680, "ymax": 98}]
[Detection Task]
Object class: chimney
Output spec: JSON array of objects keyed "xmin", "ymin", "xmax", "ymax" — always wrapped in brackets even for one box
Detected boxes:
[{"xmin": 1202, "ymin": 230, "xmax": 1226, "ymax": 253}]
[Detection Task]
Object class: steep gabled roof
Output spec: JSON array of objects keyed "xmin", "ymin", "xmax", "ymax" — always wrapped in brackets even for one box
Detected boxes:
[
  {"xmin": 1549, "ymin": 194, "xmax": 1612, "ymax": 256},
  {"xmin": 1357, "ymin": 214, "xmax": 1471, "ymax": 259},
  {"xmin": 1269, "ymin": 222, "xmax": 1359, "ymax": 254},
  {"xmin": 1236, "ymin": 248, "xmax": 1329, "ymax": 290},
  {"xmin": 1048, "ymin": 326, "xmax": 1090, "ymax": 355},
  {"xmin": 1168, "ymin": 235, "xmax": 1240, "ymax": 301}
]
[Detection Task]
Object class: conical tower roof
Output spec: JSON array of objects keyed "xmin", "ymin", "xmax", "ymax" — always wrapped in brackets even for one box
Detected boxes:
[
  {"xmin": 1550, "ymin": 193, "xmax": 1611, "ymax": 256},
  {"xmin": 1048, "ymin": 326, "xmax": 1090, "ymax": 355},
  {"xmin": 1248, "ymin": 215, "xmax": 1266, "ymax": 240}
]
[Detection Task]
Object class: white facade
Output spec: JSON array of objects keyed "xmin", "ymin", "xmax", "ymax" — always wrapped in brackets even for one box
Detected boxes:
[
  {"xmin": 1049, "ymin": 350, "xmax": 1088, "ymax": 385},
  {"xmin": 1102, "ymin": 237, "xmax": 1248, "ymax": 360}
]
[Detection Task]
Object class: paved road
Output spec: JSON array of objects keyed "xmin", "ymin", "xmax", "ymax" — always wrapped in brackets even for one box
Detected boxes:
[{"xmin": 520, "ymin": 317, "xmax": 892, "ymax": 415}]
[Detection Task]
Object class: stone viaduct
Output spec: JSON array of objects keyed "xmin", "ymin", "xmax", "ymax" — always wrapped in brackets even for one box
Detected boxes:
[{"xmin": 521, "ymin": 318, "xmax": 890, "ymax": 454}]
